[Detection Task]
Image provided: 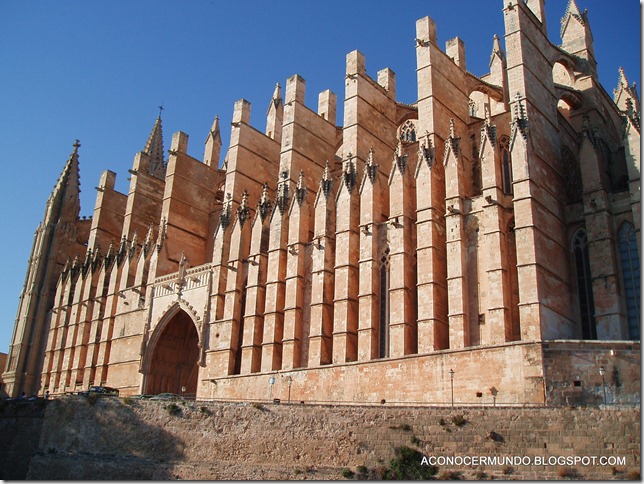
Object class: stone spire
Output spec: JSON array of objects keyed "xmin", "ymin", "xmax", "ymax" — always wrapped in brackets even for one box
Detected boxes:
[
  {"xmin": 204, "ymin": 116, "xmax": 222, "ymax": 167},
  {"xmin": 489, "ymin": 34, "xmax": 504, "ymax": 66},
  {"xmin": 614, "ymin": 68, "xmax": 640, "ymax": 127},
  {"xmin": 560, "ymin": 0, "xmax": 596, "ymax": 75},
  {"xmin": 45, "ymin": 139, "xmax": 81, "ymax": 225},
  {"xmin": 2, "ymin": 139, "xmax": 84, "ymax": 397},
  {"xmin": 144, "ymin": 115, "xmax": 165, "ymax": 178},
  {"xmin": 266, "ymin": 83, "xmax": 284, "ymax": 143}
]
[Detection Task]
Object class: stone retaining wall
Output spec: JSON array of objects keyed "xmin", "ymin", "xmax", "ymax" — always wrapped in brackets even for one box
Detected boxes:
[{"xmin": 0, "ymin": 397, "xmax": 638, "ymax": 480}]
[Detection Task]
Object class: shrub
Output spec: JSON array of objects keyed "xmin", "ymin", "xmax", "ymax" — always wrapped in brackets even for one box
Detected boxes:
[
  {"xmin": 166, "ymin": 403, "xmax": 182, "ymax": 416},
  {"xmin": 410, "ymin": 435, "xmax": 422, "ymax": 446},
  {"xmin": 341, "ymin": 468, "xmax": 355, "ymax": 479},
  {"xmin": 387, "ymin": 446, "xmax": 438, "ymax": 480},
  {"xmin": 439, "ymin": 417, "xmax": 446, "ymax": 426},
  {"xmin": 451, "ymin": 414, "xmax": 467, "ymax": 427},
  {"xmin": 122, "ymin": 396, "xmax": 134, "ymax": 406}
]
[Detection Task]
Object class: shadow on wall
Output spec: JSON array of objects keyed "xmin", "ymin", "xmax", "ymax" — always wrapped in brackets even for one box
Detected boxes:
[
  {"xmin": 0, "ymin": 399, "xmax": 49, "ymax": 480},
  {"xmin": 26, "ymin": 397, "xmax": 185, "ymax": 480}
]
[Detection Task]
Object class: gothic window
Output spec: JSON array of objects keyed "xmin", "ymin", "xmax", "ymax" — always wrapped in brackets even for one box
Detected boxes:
[
  {"xmin": 399, "ymin": 120, "xmax": 417, "ymax": 143},
  {"xmin": 618, "ymin": 222, "xmax": 640, "ymax": 340},
  {"xmin": 499, "ymin": 136, "xmax": 513, "ymax": 195},
  {"xmin": 379, "ymin": 247, "xmax": 390, "ymax": 358},
  {"xmin": 471, "ymin": 134, "xmax": 482, "ymax": 196},
  {"xmin": 572, "ymin": 230, "xmax": 597, "ymax": 340},
  {"xmin": 233, "ymin": 278, "xmax": 248, "ymax": 375},
  {"xmin": 469, "ymin": 99, "xmax": 477, "ymax": 118},
  {"xmin": 561, "ymin": 147, "xmax": 583, "ymax": 204}
]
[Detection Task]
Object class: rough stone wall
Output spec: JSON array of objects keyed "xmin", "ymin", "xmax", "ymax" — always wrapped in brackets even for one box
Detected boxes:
[
  {"xmin": 543, "ymin": 341, "xmax": 640, "ymax": 406},
  {"xmin": 2, "ymin": 398, "xmax": 639, "ymax": 480}
]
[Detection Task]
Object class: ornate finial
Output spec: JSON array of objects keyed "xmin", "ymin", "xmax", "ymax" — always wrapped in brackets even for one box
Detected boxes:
[
  {"xmin": 443, "ymin": 118, "xmax": 461, "ymax": 165},
  {"xmin": 295, "ymin": 170, "xmax": 307, "ymax": 207},
  {"xmin": 91, "ymin": 245, "xmax": 102, "ymax": 272},
  {"xmin": 220, "ymin": 193, "xmax": 233, "ymax": 229},
  {"xmin": 143, "ymin": 224, "xmax": 154, "ymax": 257},
  {"xmin": 116, "ymin": 234, "xmax": 128, "ymax": 266},
  {"xmin": 156, "ymin": 217, "xmax": 167, "ymax": 252},
  {"xmin": 393, "ymin": 140, "xmax": 408, "ymax": 175},
  {"xmin": 320, "ymin": 160, "xmax": 333, "ymax": 199},
  {"xmin": 258, "ymin": 183, "xmax": 272, "ymax": 221},
  {"xmin": 237, "ymin": 190, "xmax": 251, "ymax": 227},
  {"xmin": 418, "ymin": 132, "xmax": 435, "ymax": 170},
  {"xmin": 158, "ymin": 104, "xmax": 164, "ymax": 118},
  {"xmin": 482, "ymin": 107, "xmax": 497, "ymax": 147},
  {"xmin": 105, "ymin": 240, "xmax": 116, "ymax": 268},
  {"xmin": 73, "ymin": 139, "xmax": 81, "ymax": 152},
  {"xmin": 82, "ymin": 248, "xmax": 93, "ymax": 276},
  {"xmin": 342, "ymin": 152, "xmax": 357, "ymax": 194},
  {"xmin": 277, "ymin": 171, "xmax": 290, "ymax": 215},
  {"xmin": 511, "ymin": 92, "xmax": 529, "ymax": 141},
  {"xmin": 366, "ymin": 146, "xmax": 378, "ymax": 184},
  {"xmin": 129, "ymin": 231, "xmax": 138, "ymax": 261}
]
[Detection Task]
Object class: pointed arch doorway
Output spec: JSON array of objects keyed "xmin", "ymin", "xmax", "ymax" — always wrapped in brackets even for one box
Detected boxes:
[{"xmin": 144, "ymin": 308, "xmax": 200, "ymax": 396}]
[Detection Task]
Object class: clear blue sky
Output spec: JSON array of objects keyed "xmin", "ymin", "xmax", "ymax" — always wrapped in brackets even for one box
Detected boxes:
[{"xmin": 0, "ymin": 1, "xmax": 640, "ymax": 354}]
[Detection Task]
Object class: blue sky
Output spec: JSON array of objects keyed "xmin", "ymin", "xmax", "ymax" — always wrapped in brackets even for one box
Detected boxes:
[{"xmin": 0, "ymin": 0, "xmax": 640, "ymax": 354}]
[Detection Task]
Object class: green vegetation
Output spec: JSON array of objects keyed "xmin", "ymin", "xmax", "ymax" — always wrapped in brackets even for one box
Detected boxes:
[
  {"xmin": 341, "ymin": 468, "xmax": 355, "ymax": 479},
  {"xmin": 348, "ymin": 446, "xmax": 438, "ymax": 480},
  {"xmin": 166, "ymin": 403, "xmax": 182, "ymax": 416}
]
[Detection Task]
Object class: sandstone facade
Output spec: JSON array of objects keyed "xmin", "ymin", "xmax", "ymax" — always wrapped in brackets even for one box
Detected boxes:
[{"xmin": 2, "ymin": 1, "xmax": 641, "ymax": 406}]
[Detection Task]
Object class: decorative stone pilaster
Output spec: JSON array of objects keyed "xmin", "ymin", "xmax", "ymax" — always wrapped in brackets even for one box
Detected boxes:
[
  {"xmin": 332, "ymin": 153, "xmax": 360, "ymax": 363},
  {"xmin": 309, "ymin": 163, "xmax": 336, "ymax": 365},
  {"xmin": 387, "ymin": 142, "xmax": 418, "ymax": 357}
]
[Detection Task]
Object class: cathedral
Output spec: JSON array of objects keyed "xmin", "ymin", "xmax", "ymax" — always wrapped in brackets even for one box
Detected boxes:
[{"xmin": 2, "ymin": 0, "xmax": 640, "ymax": 406}]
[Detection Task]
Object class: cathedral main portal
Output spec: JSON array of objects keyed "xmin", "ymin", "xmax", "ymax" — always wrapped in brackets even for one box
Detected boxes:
[{"xmin": 144, "ymin": 309, "xmax": 199, "ymax": 397}]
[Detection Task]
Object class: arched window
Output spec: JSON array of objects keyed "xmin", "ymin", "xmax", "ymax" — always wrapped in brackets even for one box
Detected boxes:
[
  {"xmin": 399, "ymin": 120, "xmax": 417, "ymax": 144},
  {"xmin": 618, "ymin": 222, "xmax": 640, "ymax": 340},
  {"xmin": 499, "ymin": 136, "xmax": 513, "ymax": 195},
  {"xmin": 379, "ymin": 247, "xmax": 390, "ymax": 358},
  {"xmin": 572, "ymin": 230, "xmax": 596, "ymax": 339}
]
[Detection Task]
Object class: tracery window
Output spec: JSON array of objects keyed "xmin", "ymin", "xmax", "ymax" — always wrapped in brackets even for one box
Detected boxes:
[
  {"xmin": 618, "ymin": 222, "xmax": 640, "ymax": 340},
  {"xmin": 499, "ymin": 136, "xmax": 513, "ymax": 195},
  {"xmin": 469, "ymin": 99, "xmax": 477, "ymax": 118},
  {"xmin": 399, "ymin": 120, "xmax": 416, "ymax": 143},
  {"xmin": 379, "ymin": 247, "xmax": 390, "ymax": 358},
  {"xmin": 572, "ymin": 229, "xmax": 597, "ymax": 340}
]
